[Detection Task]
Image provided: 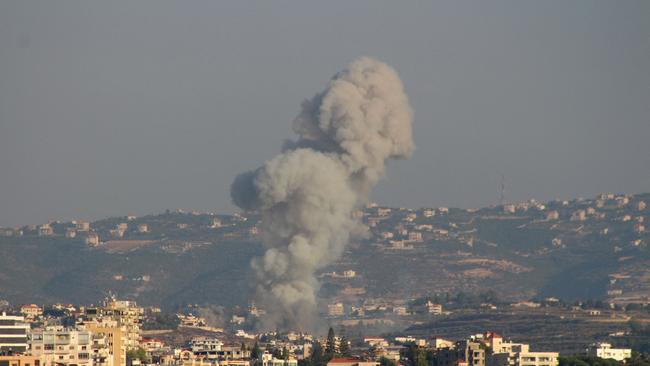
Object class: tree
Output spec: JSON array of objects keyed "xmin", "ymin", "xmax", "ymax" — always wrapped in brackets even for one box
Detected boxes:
[
  {"xmin": 310, "ymin": 341, "xmax": 330, "ymax": 366},
  {"xmin": 379, "ymin": 357, "xmax": 398, "ymax": 366},
  {"xmin": 403, "ymin": 345, "xmax": 428, "ymax": 366},
  {"xmin": 272, "ymin": 347, "xmax": 284, "ymax": 359},
  {"xmin": 126, "ymin": 348, "xmax": 147, "ymax": 365},
  {"xmin": 338, "ymin": 327, "xmax": 351, "ymax": 356},
  {"xmin": 252, "ymin": 342, "xmax": 262, "ymax": 360},
  {"xmin": 326, "ymin": 327, "xmax": 336, "ymax": 355}
]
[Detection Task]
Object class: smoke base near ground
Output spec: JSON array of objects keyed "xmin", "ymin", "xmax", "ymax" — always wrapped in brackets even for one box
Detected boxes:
[{"xmin": 231, "ymin": 57, "xmax": 414, "ymax": 331}]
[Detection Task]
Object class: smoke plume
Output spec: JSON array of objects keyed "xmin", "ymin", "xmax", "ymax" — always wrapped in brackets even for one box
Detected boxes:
[{"xmin": 231, "ymin": 57, "xmax": 414, "ymax": 330}]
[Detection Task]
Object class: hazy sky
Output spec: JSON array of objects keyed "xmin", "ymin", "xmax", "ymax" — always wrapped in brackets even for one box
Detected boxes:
[{"xmin": 1, "ymin": 1, "xmax": 649, "ymax": 227}]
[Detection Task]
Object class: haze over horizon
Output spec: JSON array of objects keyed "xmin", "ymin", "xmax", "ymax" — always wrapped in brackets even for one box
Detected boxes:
[{"xmin": 1, "ymin": 1, "xmax": 649, "ymax": 227}]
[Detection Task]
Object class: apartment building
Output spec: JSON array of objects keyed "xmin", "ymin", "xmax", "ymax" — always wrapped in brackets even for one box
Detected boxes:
[
  {"xmin": 435, "ymin": 340, "xmax": 485, "ymax": 366},
  {"xmin": 0, "ymin": 313, "xmax": 29, "ymax": 353},
  {"xmin": 82, "ymin": 320, "xmax": 126, "ymax": 366},
  {"xmin": 29, "ymin": 327, "xmax": 93, "ymax": 366},
  {"xmin": 189, "ymin": 337, "xmax": 223, "ymax": 360},
  {"xmin": 483, "ymin": 333, "xmax": 558, "ymax": 366},
  {"xmin": 84, "ymin": 298, "xmax": 142, "ymax": 351}
]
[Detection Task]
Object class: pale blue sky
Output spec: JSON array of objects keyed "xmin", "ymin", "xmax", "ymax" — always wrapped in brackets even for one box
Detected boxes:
[{"xmin": 1, "ymin": 1, "xmax": 649, "ymax": 226}]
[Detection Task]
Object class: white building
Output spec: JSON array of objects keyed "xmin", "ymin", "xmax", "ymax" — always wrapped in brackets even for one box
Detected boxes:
[
  {"xmin": 328, "ymin": 303, "xmax": 344, "ymax": 317},
  {"xmin": 485, "ymin": 333, "xmax": 558, "ymax": 366},
  {"xmin": 0, "ymin": 313, "xmax": 29, "ymax": 353},
  {"xmin": 76, "ymin": 221, "xmax": 91, "ymax": 231},
  {"xmin": 190, "ymin": 336, "xmax": 223, "ymax": 353},
  {"xmin": 342, "ymin": 270, "xmax": 356, "ymax": 278},
  {"xmin": 586, "ymin": 343, "xmax": 631, "ymax": 362},
  {"xmin": 260, "ymin": 352, "xmax": 298, "ymax": 366},
  {"xmin": 426, "ymin": 301, "xmax": 443, "ymax": 315}
]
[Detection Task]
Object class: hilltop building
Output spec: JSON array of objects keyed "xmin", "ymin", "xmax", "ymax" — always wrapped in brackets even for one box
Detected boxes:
[
  {"xmin": 38, "ymin": 224, "xmax": 53, "ymax": 237},
  {"xmin": 327, "ymin": 303, "xmax": 344, "ymax": 317},
  {"xmin": 586, "ymin": 343, "xmax": 631, "ymax": 362},
  {"xmin": 85, "ymin": 233, "xmax": 100, "ymax": 246},
  {"xmin": 137, "ymin": 224, "xmax": 149, "ymax": 233}
]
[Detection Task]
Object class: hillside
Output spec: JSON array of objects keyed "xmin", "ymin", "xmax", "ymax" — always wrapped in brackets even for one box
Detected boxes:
[{"xmin": 0, "ymin": 193, "xmax": 648, "ymax": 309}]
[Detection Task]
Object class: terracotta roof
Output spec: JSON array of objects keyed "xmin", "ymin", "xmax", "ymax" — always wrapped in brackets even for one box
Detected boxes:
[{"xmin": 329, "ymin": 358, "xmax": 362, "ymax": 363}]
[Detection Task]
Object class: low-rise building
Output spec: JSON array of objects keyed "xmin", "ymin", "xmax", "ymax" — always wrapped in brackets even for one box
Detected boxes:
[
  {"xmin": 484, "ymin": 333, "xmax": 558, "ymax": 366},
  {"xmin": 85, "ymin": 233, "xmax": 100, "ymax": 246},
  {"xmin": 0, "ymin": 354, "xmax": 41, "ymax": 366},
  {"xmin": 189, "ymin": 336, "xmax": 223, "ymax": 360},
  {"xmin": 20, "ymin": 304, "xmax": 43, "ymax": 319},
  {"xmin": 586, "ymin": 343, "xmax": 631, "ymax": 362},
  {"xmin": 546, "ymin": 211, "xmax": 559, "ymax": 221},
  {"xmin": 327, "ymin": 358, "xmax": 378, "ymax": 366},
  {"xmin": 634, "ymin": 223, "xmax": 645, "ymax": 234},
  {"xmin": 570, "ymin": 210, "xmax": 586, "ymax": 221},
  {"xmin": 38, "ymin": 224, "xmax": 54, "ymax": 237},
  {"xmin": 140, "ymin": 338, "xmax": 164, "ymax": 353},
  {"xmin": 328, "ymin": 303, "xmax": 344, "ymax": 317},
  {"xmin": 435, "ymin": 340, "xmax": 485, "ymax": 366},
  {"xmin": 363, "ymin": 337, "xmax": 388, "ymax": 348},
  {"xmin": 260, "ymin": 352, "xmax": 298, "ymax": 366},
  {"xmin": 76, "ymin": 221, "xmax": 91, "ymax": 231}
]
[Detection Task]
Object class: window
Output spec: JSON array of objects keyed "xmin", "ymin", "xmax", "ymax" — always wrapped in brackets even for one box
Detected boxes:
[{"xmin": 44, "ymin": 344, "xmax": 54, "ymax": 350}]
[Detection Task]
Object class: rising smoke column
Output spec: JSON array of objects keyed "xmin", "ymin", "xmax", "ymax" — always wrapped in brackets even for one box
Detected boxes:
[{"xmin": 231, "ymin": 57, "xmax": 414, "ymax": 330}]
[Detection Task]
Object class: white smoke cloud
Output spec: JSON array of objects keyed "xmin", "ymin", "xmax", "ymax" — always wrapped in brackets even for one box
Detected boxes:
[{"xmin": 231, "ymin": 57, "xmax": 414, "ymax": 331}]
